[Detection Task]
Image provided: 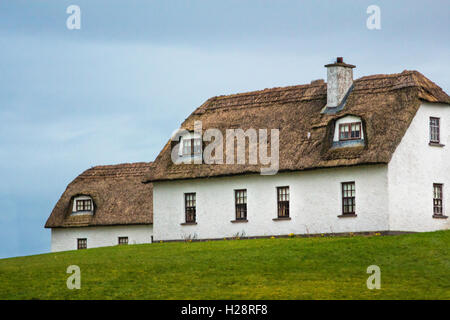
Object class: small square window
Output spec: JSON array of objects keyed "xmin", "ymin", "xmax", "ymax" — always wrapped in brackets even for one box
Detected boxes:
[
  {"xmin": 75, "ymin": 199, "xmax": 92, "ymax": 212},
  {"xmin": 77, "ymin": 238, "xmax": 87, "ymax": 250},
  {"xmin": 118, "ymin": 237, "xmax": 128, "ymax": 245},
  {"xmin": 182, "ymin": 137, "xmax": 203, "ymax": 156}
]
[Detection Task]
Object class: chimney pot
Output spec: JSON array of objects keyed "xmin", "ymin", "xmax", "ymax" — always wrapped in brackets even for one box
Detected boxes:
[{"xmin": 337, "ymin": 57, "xmax": 343, "ymax": 63}]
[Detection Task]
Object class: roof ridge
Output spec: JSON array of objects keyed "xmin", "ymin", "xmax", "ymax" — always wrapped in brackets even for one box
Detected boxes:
[
  {"xmin": 355, "ymin": 70, "xmax": 417, "ymax": 82},
  {"xmin": 87, "ymin": 161, "xmax": 152, "ymax": 169},
  {"xmin": 76, "ymin": 162, "xmax": 154, "ymax": 179},
  {"xmin": 210, "ymin": 82, "xmax": 326, "ymax": 101},
  {"xmin": 205, "ymin": 71, "xmax": 422, "ymax": 102}
]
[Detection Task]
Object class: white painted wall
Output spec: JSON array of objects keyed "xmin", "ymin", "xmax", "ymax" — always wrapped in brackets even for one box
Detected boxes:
[
  {"xmin": 153, "ymin": 165, "xmax": 389, "ymax": 241},
  {"xmin": 51, "ymin": 225, "xmax": 153, "ymax": 252},
  {"xmin": 388, "ymin": 102, "xmax": 450, "ymax": 231}
]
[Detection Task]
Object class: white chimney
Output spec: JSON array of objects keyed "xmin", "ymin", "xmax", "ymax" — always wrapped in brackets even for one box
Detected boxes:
[{"xmin": 325, "ymin": 57, "xmax": 355, "ymax": 108}]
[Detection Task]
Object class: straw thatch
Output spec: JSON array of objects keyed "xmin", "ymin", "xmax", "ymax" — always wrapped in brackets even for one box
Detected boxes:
[
  {"xmin": 45, "ymin": 162, "xmax": 153, "ymax": 228},
  {"xmin": 144, "ymin": 70, "xmax": 450, "ymax": 182}
]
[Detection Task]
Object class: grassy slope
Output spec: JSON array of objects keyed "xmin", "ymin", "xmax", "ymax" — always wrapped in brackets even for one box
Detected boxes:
[{"xmin": 0, "ymin": 231, "xmax": 449, "ymax": 300}]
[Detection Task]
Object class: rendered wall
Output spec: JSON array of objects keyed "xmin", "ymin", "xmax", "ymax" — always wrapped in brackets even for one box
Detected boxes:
[
  {"xmin": 388, "ymin": 102, "xmax": 450, "ymax": 231},
  {"xmin": 153, "ymin": 165, "xmax": 389, "ymax": 241},
  {"xmin": 51, "ymin": 225, "xmax": 153, "ymax": 252}
]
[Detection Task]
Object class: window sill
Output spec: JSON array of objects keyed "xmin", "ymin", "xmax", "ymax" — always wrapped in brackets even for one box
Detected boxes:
[
  {"xmin": 273, "ymin": 217, "xmax": 291, "ymax": 221},
  {"xmin": 331, "ymin": 139, "xmax": 365, "ymax": 149},
  {"xmin": 180, "ymin": 222, "xmax": 197, "ymax": 226},
  {"xmin": 429, "ymin": 142, "xmax": 445, "ymax": 147},
  {"xmin": 231, "ymin": 219, "xmax": 248, "ymax": 223},
  {"xmin": 338, "ymin": 214, "xmax": 357, "ymax": 218},
  {"xmin": 432, "ymin": 214, "xmax": 448, "ymax": 219},
  {"xmin": 71, "ymin": 211, "xmax": 94, "ymax": 216}
]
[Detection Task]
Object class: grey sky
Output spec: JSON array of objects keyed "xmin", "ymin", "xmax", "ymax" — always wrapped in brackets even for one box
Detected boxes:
[{"xmin": 0, "ymin": 0, "xmax": 449, "ymax": 258}]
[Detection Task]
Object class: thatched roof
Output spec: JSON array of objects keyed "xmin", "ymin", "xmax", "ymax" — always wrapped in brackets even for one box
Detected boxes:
[
  {"xmin": 45, "ymin": 162, "xmax": 153, "ymax": 228},
  {"xmin": 144, "ymin": 70, "xmax": 450, "ymax": 182}
]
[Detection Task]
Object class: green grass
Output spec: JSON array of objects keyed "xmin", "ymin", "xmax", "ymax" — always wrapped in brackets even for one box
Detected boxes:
[{"xmin": 0, "ymin": 231, "xmax": 449, "ymax": 299}]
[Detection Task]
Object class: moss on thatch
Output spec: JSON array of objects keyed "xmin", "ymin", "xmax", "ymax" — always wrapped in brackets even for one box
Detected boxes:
[
  {"xmin": 45, "ymin": 162, "xmax": 153, "ymax": 228},
  {"xmin": 144, "ymin": 70, "xmax": 450, "ymax": 182}
]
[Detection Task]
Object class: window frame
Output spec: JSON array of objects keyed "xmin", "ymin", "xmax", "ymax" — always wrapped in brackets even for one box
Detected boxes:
[
  {"xmin": 341, "ymin": 181, "xmax": 356, "ymax": 216},
  {"xmin": 75, "ymin": 199, "xmax": 92, "ymax": 212},
  {"xmin": 118, "ymin": 236, "xmax": 128, "ymax": 245},
  {"xmin": 433, "ymin": 183, "xmax": 443, "ymax": 216},
  {"xmin": 430, "ymin": 117, "xmax": 440, "ymax": 144},
  {"xmin": 182, "ymin": 137, "xmax": 202, "ymax": 157},
  {"xmin": 184, "ymin": 193, "xmax": 196, "ymax": 223},
  {"xmin": 277, "ymin": 186, "xmax": 290, "ymax": 218},
  {"xmin": 77, "ymin": 238, "xmax": 87, "ymax": 250},
  {"xmin": 339, "ymin": 122, "xmax": 362, "ymax": 141},
  {"xmin": 235, "ymin": 189, "xmax": 248, "ymax": 220}
]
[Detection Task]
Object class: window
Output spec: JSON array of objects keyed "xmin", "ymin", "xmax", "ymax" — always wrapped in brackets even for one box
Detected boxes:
[
  {"xmin": 433, "ymin": 184, "xmax": 443, "ymax": 216},
  {"xmin": 77, "ymin": 238, "xmax": 87, "ymax": 250},
  {"xmin": 339, "ymin": 122, "xmax": 362, "ymax": 141},
  {"xmin": 182, "ymin": 138, "xmax": 192, "ymax": 156},
  {"xmin": 76, "ymin": 199, "xmax": 92, "ymax": 212},
  {"xmin": 235, "ymin": 189, "xmax": 247, "ymax": 220},
  {"xmin": 342, "ymin": 182, "xmax": 356, "ymax": 215},
  {"xmin": 185, "ymin": 193, "xmax": 196, "ymax": 223},
  {"xmin": 277, "ymin": 187, "xmax": 290, "ymax": 218},
  {"xmin": 430, "ymin": 117, "xmax": 440, "ymax": 143},
  {"xmin": 118, "ymin": 237, "xmax": 128, "ymax": 245},
  {"xmin": 182, "ymin": 137, "xmax": 202, "ymax": 156}
]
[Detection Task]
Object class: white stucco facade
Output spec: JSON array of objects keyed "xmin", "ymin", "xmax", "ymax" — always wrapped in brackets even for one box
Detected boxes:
[
  {"xmin": 388, "ymin": 102, "xmax": 450, "ymax": 231},
  {"xmin": 152, "ymin": 103, "xmax": 449, "ymax": 241},
  {"xmin": 51, "ymin": 225, "xmax": 153, "ymax": 252},
  {"xmin": 153, "ymin": 165, "xmax": 390, "ymax": 241}
]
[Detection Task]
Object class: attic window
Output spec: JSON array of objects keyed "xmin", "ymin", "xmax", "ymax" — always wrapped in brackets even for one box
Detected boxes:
[
  {"xmin": 182, "ymin": 137, "xmax": 202, "ymax": 156},
  {"xmin": 339, "ymin": 122, "xmax": 361, "ymax": 141},
  {"xmin": 76, "ymin": 199, "xmax": 92, "ymax": 211},
  {"xmin": 72, "ymin": 196, "xmax": 94, "ymax": 215}
]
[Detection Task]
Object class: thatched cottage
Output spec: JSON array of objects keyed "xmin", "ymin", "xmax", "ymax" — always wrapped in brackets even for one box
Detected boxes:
[
  {"xmin": 46, "ymin": 162, "xmax": 153, "ymax": 251},
  {"xmin": 46, "ymin": 58, "xmax": 449, "ymax": 251}
]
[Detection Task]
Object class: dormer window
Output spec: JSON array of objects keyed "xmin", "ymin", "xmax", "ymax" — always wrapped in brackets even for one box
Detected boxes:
[
  {"xmin": 332, "ymin": 116, "xmax": 364, "ymax": 148},
  {"xmin": 176, "ymin": 131, "xmax": 203, "ymax": 164},
  {"xmin": 339, "ymin": 122, "xmax": 361, "ymax": 141},
  {"xmin": 182, "ymin": 137, "xmax": 202, "ymax": 156},
  {"xmin": 76, "ymin": 199, "xmax": 92, "ymax": 211},
  {"xmin": 72, "ymin": 195, "xmax": 94, "ymax": 215}
]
